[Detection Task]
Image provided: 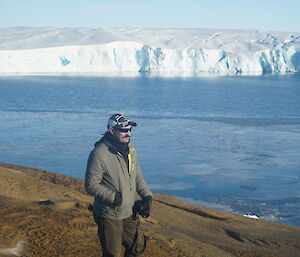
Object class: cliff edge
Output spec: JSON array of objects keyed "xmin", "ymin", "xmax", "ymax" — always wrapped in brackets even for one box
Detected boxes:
[{"xmin": 0, "ymin": 162, "xmax": 299, "ymax": 257}]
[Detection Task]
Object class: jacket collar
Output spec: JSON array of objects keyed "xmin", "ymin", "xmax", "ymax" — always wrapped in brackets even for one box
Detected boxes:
[{"xmin": 95, "ymin": 132, "xmax": 130, "ymax": 155}]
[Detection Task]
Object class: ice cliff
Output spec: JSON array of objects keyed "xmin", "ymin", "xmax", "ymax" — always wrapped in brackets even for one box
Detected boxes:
[{"xmin": 0, "ymin": 27, "xmax": 299, "ymax": 75}]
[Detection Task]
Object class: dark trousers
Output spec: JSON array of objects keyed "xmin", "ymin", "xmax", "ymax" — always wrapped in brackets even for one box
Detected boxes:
[{"xmin": 94, "ymin": 215, "xmax": 144, "ymax": 257}]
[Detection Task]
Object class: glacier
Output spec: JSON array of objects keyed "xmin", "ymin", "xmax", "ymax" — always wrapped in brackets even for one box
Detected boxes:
[{"xmin": 0, "ymin": 27, "xmax": 299, "ymax": 75}]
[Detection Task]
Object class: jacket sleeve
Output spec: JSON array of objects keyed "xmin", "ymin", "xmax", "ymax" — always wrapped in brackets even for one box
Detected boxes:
[
  {"xmin": 85, "ymin": 149, "xmax": 116, "ymax": 204},
  {"xmin": 135, "ymin": 161, "xmax": 152, "ymax": 198}
]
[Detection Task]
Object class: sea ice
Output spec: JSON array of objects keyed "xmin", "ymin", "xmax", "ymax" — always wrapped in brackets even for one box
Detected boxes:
[{"xmin": 243, "ymin": 214, "xmax": 259, "ymax": 219}]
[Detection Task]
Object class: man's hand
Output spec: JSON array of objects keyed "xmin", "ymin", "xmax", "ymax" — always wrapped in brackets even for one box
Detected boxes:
[{"xmin": 140, "ymin": 196, "xmax": 152, "ymax": 218}]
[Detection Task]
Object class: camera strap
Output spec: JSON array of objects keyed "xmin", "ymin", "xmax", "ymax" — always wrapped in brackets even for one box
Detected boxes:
[{"xmin": 129, "ymin": 216, "xmax": 147, "ymax": 254}]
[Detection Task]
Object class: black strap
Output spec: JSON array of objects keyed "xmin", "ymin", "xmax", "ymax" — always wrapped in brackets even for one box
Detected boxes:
[{"xmin": 129, "ymin": 216, "xmax": 147, "ymax": 254}]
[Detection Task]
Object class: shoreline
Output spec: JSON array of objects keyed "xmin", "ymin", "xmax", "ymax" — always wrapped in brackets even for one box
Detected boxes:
[{"xmin": 0, "ymin": 71, "xmax": 299, "ymax": 77}]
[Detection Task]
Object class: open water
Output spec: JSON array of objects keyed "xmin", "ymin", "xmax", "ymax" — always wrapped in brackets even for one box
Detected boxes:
[{"xmin": 0, "ymin": 74, "xmax": 300, "ymax": 226}]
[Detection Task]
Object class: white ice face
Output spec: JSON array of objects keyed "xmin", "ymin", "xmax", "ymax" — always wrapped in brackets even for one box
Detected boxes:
[{"xmin": 0, "ymin": 27, "xmax": 299, "ymax": 75}]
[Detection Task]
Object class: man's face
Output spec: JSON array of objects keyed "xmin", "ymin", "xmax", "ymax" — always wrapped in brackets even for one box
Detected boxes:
[{"xmin": 110, "ymin": 125, "xmax": 132, "ymax": 143}]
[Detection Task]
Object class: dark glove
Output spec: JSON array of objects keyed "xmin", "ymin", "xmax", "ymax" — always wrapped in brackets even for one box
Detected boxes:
[
  {"xmin": 113, "ymin": 192, "xmax": 122, "ymax": 206},
  {"xmin": 140, "ymin": 196, "xmax": 152, "ymax": 218}
]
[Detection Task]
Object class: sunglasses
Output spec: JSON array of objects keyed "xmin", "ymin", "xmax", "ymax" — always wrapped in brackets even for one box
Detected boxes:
[{"xmin": 114, "ymin": 127, "xmax": 132, "ymax": 133}]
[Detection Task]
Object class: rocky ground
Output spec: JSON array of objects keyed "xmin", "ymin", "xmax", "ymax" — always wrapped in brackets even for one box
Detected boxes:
[{"xmin": 0, "ymin": 162, "xmax": 299, "ymax": 257}]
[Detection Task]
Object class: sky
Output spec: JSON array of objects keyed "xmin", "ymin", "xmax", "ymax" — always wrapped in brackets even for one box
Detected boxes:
[{"xmin": 0, "ymin": 0, "xmax": 299, "ymax": 32}]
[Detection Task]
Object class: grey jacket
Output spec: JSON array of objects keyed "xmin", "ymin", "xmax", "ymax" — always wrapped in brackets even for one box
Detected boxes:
[{"xmin": 85, "ymin": 138, "xmax": 152, "ymax": 220}]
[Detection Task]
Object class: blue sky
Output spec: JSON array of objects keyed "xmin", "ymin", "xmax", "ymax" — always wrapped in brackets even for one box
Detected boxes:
[{"xmin": 0, "ymin": 0, "xmax": 299, "ymax": 32}]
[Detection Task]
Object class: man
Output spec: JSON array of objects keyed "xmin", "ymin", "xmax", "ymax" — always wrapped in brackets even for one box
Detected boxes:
[{"xmin": 85, "ymin": 113, "xmax": 152, "ymax": 257}]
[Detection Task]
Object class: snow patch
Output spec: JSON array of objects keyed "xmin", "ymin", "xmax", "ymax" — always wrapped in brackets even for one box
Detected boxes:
[
  {"xmin": 243, "ymin": 214, "xmax": 259, "ymax": 219},
  {"xmin": 0, "ymin": 241, "xmax": 25, "ymax": 256}
]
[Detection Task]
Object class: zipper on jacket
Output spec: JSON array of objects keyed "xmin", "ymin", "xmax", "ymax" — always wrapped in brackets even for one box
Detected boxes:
[{"xmin": 116, "ymin": 151, "xmax": 133, "ymax": 191}]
